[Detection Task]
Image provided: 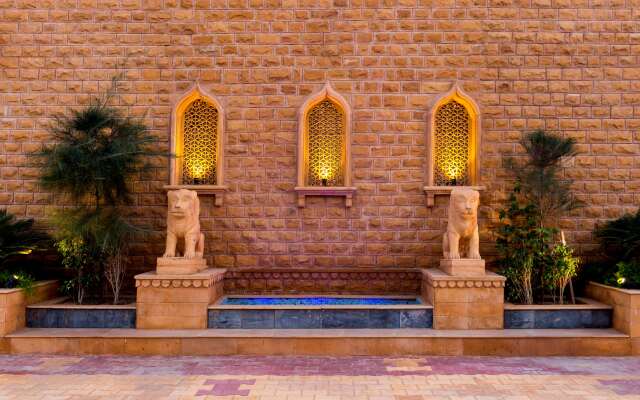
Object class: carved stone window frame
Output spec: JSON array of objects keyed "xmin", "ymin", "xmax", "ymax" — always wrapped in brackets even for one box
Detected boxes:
[
  {"xmin": 424, "ymin": 84, "xmax": 484, "ymax": 207},
  {"xmin": 164, "ymin": 83, "xmax": 227, "ymax": 206},
  {"xmin": 295, "ymin": 83, "xmax": 356, "ymax": 207}
]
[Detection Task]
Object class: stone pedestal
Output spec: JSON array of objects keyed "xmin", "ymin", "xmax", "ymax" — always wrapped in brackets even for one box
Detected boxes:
[
  {"xmin": 439, "ymin": 259, "xmax": 485, "ymax": 277},
  {"xmin": 422, "ymin": 268, "xmax": 505, "ymax": 330},
  {"xmin": 135, "ymin": 268, "xmax": 226, "ymax": 329},
  {"xmin": 156, "ymin": 257, "xmax": 207, "ymax": 275}
]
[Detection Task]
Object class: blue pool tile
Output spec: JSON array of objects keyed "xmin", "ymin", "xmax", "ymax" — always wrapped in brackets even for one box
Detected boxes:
[
  {"xmin": 222, "ymin": 297, "xmax": 420, "ymax": 306},
  {"xmin": 275, "ymin": 310, "xmax": 322, "ymax": 329},
  {"xmin": 399, "ymin": 310, "xmax": 432, "ymax": 328}
]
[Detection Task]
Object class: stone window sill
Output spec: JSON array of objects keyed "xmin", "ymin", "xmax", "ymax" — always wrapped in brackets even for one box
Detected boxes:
[
  {"xmin": 294, "ymin": 186, "xmax": 357, "ymax": 208},
  {"xmin": 163, "ymin": 184, "xmax": 228, "ymax": 206},
  {"xmin": 423, "ymin": 185, "xmax": 486, "ymax": 207}
]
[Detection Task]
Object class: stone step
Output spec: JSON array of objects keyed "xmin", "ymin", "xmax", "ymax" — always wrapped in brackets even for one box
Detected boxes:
[{"xmin": 2, "ymin": 328, "xmax": 633, "ymax": 356}]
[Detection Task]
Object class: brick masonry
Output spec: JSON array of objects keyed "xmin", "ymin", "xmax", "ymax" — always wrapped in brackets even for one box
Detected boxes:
[{"xmin": 1, "ymin": 1, "xmax": 640, "ymax": 277}]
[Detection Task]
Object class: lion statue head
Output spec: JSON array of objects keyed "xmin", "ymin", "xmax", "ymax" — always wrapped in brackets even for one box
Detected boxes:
[
  {"xmin": 450, "ymin": 187, "xmax": 479, "ymax": 221},
  {"xmin": 168, "ymin": 189, "xmax": 200, "ymax": 222}
]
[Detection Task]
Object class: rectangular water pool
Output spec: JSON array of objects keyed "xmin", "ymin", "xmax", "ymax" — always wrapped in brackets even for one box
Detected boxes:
[
  {"xmin": 209, "ymin": 296, "xmax": 432, "ymax": 329},
  {"xmin": 220, "ymin": 296, "xmax": 422, "ymax": 306}
]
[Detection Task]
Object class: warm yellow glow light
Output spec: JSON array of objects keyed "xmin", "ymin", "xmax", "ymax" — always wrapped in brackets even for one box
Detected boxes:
[
  {"xmin": 318, "ymin": 164, "xmax": 333, "ymax": 180},
  {"xmin": 442, "ymin": 160, "xmax": 465, "ymax": 180},
  {"xmin": 188, "ymin": 159, "xmax": 211, "ymax": 180}
]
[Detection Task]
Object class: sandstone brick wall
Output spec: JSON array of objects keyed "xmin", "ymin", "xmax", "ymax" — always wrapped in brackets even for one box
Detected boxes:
[{"xmin": 1, "ymin": 0, "xmax": 639, "ymax": 275}]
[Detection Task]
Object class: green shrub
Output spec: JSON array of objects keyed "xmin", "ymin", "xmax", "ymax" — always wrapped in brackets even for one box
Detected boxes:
[
  {"xmin": 0, "ymin": 270, "xmax": 36, "ymax": 295},
  {"xmin": 54, "ymin": 236, "xmax": 97, "ymax": 304},
  {"xmin": 543, "ymin": 243, "xmax": 580, "ymax": 304},
  {"xmin": 35, "ymin": 79, "xmax": 161, "ymax": 304},
  {"xmin": 498, "ymin": 129, "xmax": 582, "ymax": 304},
  {"xmin": 0, "ymin": 209, "xmax": 48, "ymax": 268},
  {"xmin": 610, "ymin": 260, "xmax": 640, "ymax": 289},
  {"xmin": 496, "ymin": 185, "xmax": 555, "ymax": 304},
  {"xmin": 594, "ymin": 208, "xmax": 640, "ymax": 263}
]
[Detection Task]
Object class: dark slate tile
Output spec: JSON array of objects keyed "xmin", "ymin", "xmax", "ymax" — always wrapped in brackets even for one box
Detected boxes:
[
  {"xmin": 591, "ymin": 309, "xmax": 612, "ymax": 328},
  {"xmin": 241, "ymin": 310, "xmax": 275, "ymax": 329},
  {"xmin": 322, "ymin": 310, "xmax": 369, "ymax": 328},
  {"xmin": 504, "ymin": 310, "xmax": 535, "ymax": 329},
  {"xmin": 399, "ymin": 309, "xmax": 432, "ymax": 328},
  {"xmin": 275, "ymin": 310, "xmax": 322, "ymax": 329},
  {"xmin": 86, "ymin": 310, "xmax": 104, "ymax": 328},
  {"xmin": 368, "ymin": 310, "xmax": 400, "ymax": 328},
  {"xmin": 534, "ymin": 310, "xmax": 579, "ymax": 329},
  {"xmin": 534, "ymin": 310, "xmax": 562, "ymax": 329},
  {"xmin": 208, "ymin": 310, "xmax": 242, "ymax": 329}
]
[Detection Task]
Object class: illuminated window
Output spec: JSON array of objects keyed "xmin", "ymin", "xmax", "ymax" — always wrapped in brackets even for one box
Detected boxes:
[
  {"xmin": 427, "ymin": 86, "xmax": 479, "ymax": 188},
  {"xmin": 182, "ymin": 99, "xmax": 218, "ymax": 185},
  {"xmin": 307, "ymin": 99, "xmax": 345, "ymax": 187},
  {"xmin": 295, "ymin": 83, "xmax": 355, "ymax": 207},
  {"xmin": 169, "ymin": 85, "xmax": 224, "ymax": 189},
  {"xmin": 434, "ymin": 100, "xmax": 470, "ymax": 186}
]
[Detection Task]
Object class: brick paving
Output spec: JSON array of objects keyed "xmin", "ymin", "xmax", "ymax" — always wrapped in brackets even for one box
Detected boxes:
[{"xmin": 0, "ymin": 355, "xmax": 638, "ymax": 399}]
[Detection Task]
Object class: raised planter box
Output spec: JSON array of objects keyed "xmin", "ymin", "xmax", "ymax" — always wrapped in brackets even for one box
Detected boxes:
[
  {"xmin": 586, "ymin": 282, "xmax": 640, "ymax": 338},
  {"xmin": 27, "ymin": 298, "xmax": 136, "ymax": 329},
  {"xmin": 504, "ymin": 298, "xmax": 612, "ymax": 329},
  {"xmin": 0, "ymin": 280, "xmax": 59, "ymax": 335}
]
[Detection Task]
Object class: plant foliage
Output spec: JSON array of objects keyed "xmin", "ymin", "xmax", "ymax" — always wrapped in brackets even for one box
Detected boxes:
[
  {"xmin": 512, "ymin": 129, "xmax": 581, "ymax": 227},
  {"xmin": 496, "ymin": 185, "xmax": 556, "ymax": 304},
  {"xmin": 543, "ymin": 243, "xmax": 580, "ymax": 304},
  {"xmin": 0, "ymin": 209, "xmax": 48, "ymax": 268},
  {"xmin": 36, "ymin": 79, "xmax": 159, "ymax": 303},
  {"xmin": 610, "ymin": 260, "xmax": 640, "ymax": 289},
  {"xmin": 497, "ymin": 130, "xmax": 582, "ymax": 304},
  {"xmin": 594, "ymin": 208, "xmax": 640, "ymax": 262}
]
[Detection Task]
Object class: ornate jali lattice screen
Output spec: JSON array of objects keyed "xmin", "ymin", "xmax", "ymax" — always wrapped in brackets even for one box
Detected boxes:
[
  {"xmin": 182, "ymin": 99, "xmax": 218, "ymax": 185},
  {"xmin": 434, "ymin": 100, "xmax": 470, "ymax": 186},
  {"xmin": 307, "ymin": 99, "xmax": 345, "ymax": 186}
]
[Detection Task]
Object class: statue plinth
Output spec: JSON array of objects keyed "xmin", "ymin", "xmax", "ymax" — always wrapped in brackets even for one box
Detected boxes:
[
  {"xmin": 135, "ymin": 268, "xmax": 226, "ymax": 329},
  {"xmin": 422, "ymin": 187, "xmax": 504, "ymax": 330},
  {"xmin": 156, "ymin": 257, "xmax": 207, "ymax": 275},
  {"xmin": 439, "ymin": 258, "xmax": 485, "ymax": 277}
]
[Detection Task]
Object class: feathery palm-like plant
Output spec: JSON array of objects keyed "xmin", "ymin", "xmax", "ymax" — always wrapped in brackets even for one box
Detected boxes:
[
  {"xmin": 514, "ymin": 129, "xmax": 581, "ymax": 228},
  {"xmin": 36, "ymin": 79, "xmax": 159, "ymax": 303}
]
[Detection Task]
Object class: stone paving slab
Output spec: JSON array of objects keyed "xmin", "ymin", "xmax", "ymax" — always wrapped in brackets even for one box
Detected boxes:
[{"xmin": 0, "ymin": 355, "xmax": 639, "ymax": 399}]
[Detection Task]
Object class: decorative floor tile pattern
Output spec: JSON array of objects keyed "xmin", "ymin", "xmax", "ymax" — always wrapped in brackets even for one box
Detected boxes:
[{"xmin": 0, "ymin": 355, "xmax": 638, "ymax": 399}]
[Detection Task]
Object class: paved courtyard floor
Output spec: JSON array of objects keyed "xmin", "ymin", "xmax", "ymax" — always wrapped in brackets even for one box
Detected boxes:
[{"xmin": 0, "ymin": 355, "xmax": 638, "ymax": 399}]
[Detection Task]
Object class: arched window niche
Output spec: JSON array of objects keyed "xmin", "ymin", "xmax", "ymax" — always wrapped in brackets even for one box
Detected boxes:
[
  {"xmin": 424, "ymin": 85, "xmax": 485, "ymax": 207},
  {"xmin": 164, "ymin": 84, "xmax": 227, "ymax": 206},
  {"xmin": 295, "ymin": 83, "xmax": 356, "ymax": 207}
]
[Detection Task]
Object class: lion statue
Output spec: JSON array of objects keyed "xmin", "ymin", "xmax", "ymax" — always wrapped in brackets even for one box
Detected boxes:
[
  {"xmin": 162, "ymin": 189, "xmax": 205, "ymax": 259},
  {"xmin": 442, "ymin": 187, "xmax": 481, "ymax": 260}
]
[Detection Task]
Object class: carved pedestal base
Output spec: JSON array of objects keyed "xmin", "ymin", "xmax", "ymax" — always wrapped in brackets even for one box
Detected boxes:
[
  {"xmin": 422, "ymin": 268, "xmax": 505, "ymax": 330},
  {"xmin": 439, "ymin": 259, "xmax": 486, "ymax": 277},
  {"xmin": 135, "ymin": 268, "xmax": 226, "ymax": 329},
  {"xmin": 156, "ymin": 257, "xmax": 207, "ymax": 275}
]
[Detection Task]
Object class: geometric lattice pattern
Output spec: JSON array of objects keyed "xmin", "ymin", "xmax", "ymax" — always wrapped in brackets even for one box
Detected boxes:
[
  {"xmin": 434, "ymin": 100, "xmax": 470, "ymax": 186},
  {"xmin": 307, "ymin": 99, "xmax": 345, "ymax": 186},
  {"xmin": 182, "ymin": 99, "xmax": 218, "ymax": 185}
]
